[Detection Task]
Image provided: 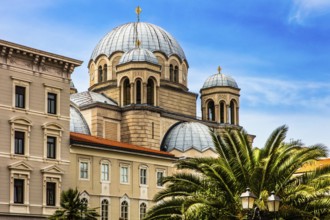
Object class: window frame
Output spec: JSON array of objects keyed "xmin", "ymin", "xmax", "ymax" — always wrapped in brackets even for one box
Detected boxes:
[
  {"xmin": 14, "ymin": 179, "xmax": 24, "ymax": 204},
  {"xmin": 120, "ymin": 200, "xmax": 129, "ymax": 220},
  {"xmin": 139, "ymin": 202, "xmax": 147, "ymax": 220},
  {"xmin": 80, "ymin": 161, "xmax": 89, "ymax": 180},
  {"xmin": 44, "ymin": 85, "xmax": 61, "ymax": 116},
  {"xmin": 15, "ymin": 86, "xmax": 26, "ymax": 109},
  {"xmin": 101, "ymin": 199, "xmax": 109, "ymax": 220},
  {"xmin": 46, "ymin": 182, "xmax": 56, "ymax": 206},
  {"xmin": 10, "ymin": 117, "xmax": 32, "ymax": 157},
  {"xmin": 12, "ymin": 77, "xmax": 31, "ymax": 110},
  {"xmin": 139, "ymin": 166, "xmax": 147, "ymax": 186},
  {"xmin": 46, "ymin": 136, "xmax": 56, "ymax": 159},
  {"xmin": 120, "ymin": 164, "xmax": 130, "ymax": 184},
  {"xmin": 156, "ymin": 169, "xmax": 166, "ymax": 188},
  {"xmin": 101, "ymin": 162, "xmax": 110, "ymax": 182},
  {"xmin": 14, "ymin": 131, "xmax": 25, "ymax": 155}
]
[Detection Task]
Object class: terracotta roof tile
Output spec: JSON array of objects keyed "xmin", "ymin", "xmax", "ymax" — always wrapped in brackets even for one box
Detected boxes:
[
  {"xmin": 296, "ymin": 158, "xmax": 330, "ymax": 173},
  {"xmin": 70, "ymin": 132, "xmax": 175, "ymax": 158}
]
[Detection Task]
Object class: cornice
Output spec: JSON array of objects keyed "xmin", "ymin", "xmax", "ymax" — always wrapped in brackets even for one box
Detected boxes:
[{"xmin": 0, "ymin": 39, "xmax": 83, "ymax": 73}]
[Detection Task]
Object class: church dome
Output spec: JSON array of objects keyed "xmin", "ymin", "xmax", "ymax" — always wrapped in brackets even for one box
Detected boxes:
[
  {"xmin": 161, "ymin": 122, "xmax": 215, "ymax": 152},
  {"xmin": 202, "ymin": 73, "xmax": 238, "ymax": 89},
  {"xmin": 70, "ymin": 91, "xmax": 117, "ymax": 108},
  {"xmin": 118, "ymin": 48, "xmax": 159, "ymax": 65},
  {"xmin": 91, "ymin": 22, "xmax": 186, "ymax": 62},
  {"xmin": 70, "ymin": 104, "xmax": 90, "ymax": 135}
]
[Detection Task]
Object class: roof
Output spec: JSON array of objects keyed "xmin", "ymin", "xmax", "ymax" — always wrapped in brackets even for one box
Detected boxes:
[
  {"xmin": 70, "ymin": 105, "xmax": 90, "ymax": 135},
  {"xmin": 118, "ymin": 48, "xmax": 159, "ymax": 65},
  {"xmin": 70, "ymin": 132, "xmax": 175, "ymax": 158},
  {"xmin": 202, "ymin": 73, "xmax": 239, "ymax": 89},
  {"xmin": 161, "ymin": 122, "xmax": 215, "ymax": 152},
  {"xmin": 90, "ymin": 22, "xmax": 186, "ymax": 62},
  {"xmin": 70, "ymin": 91, "xmax": 117, "ymax": 108},
  {"xmin": 296, "ymin": 158, "xmax": 330, "ymax": 173}
]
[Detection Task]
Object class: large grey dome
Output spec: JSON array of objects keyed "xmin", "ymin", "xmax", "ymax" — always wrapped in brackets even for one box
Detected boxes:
[
  {"xmin": 91, "ymin": 22, "xmax": 186, "ymax": 62},
  {"xmin": 70, "ymin": 105, "xmax": 90, "ymax": 135},
  {"xmin": 161, "ymin": 122, "xmax": 215, "ymax": 152},
  {"xmin": 202, "ymin": 73, "xmax": 239, "ymax": 89},
  {"xmin": 118, "ymin": 48, "xmax": 159, "ymax": 65}
]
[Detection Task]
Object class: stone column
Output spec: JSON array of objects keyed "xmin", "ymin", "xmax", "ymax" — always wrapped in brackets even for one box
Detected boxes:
[
  {"xmin": 142, "ymin": 82, "xmax": 147, "ymax": 104},
  {"xmin": 130, "ymin": 82, "xmax": 135, "ymax": 104}
]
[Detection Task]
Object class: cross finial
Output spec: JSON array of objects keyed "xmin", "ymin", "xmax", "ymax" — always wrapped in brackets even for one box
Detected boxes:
[
  {"xmin": 135, "ymin": 6, "xmax": 142, "ymax": 22},
  {"xmin": 135, "ymin": 39, "xmax": 141, "ymax": 48},
  {"xmin": 218, "ymin": 66, "xmax": 222, "ymax": 74}
]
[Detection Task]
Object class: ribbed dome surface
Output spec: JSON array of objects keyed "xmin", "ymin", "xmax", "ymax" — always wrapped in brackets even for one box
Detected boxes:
[
  {"xmin": 70, "ymin": 105, "xmax": 90, "ymax": 135},
  {"xmin": 202, "ymin": 73, "xmax": 238, "ymax": 89},
  {"xmin": 70, "ymin": 91, "xmax": 117, "ymax": 108},
  {"xmin": 161, "ymin": 122, "xmax": 215, "ymax": 152},
  {"xmin": 91, "ymin": 22, "xmax": 186, "ymax": 61},
  {"xmin": 118, "ymin": 48, "xmax": 159, "ymax": 65}
]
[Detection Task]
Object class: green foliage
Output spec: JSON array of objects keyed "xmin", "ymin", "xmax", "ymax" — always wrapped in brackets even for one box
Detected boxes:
[
  {"xmin": 145, "ymin": 125, "xmax": 330, "ymax": 220},
  {"xmin": 48, "ymin": 188, "xmax": 99, "ymax": 220}
]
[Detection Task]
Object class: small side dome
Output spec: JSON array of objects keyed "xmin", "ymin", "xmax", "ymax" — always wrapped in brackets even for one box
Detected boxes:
[
  {"xmin": 202, "ymin": 73, "xmax": 238, "ymax": 89},
  {"xmin": 118, "ymin": 48, "xmax": 159, "ymax": 65},
  {"xmin": 70, "ymin": 91, "xmax": 118, "ymax": 108},
  {"xmin": 70, "ymin": 104, "xmax": 90, "ymax": 135},
  {"xmin": 161, "ymin": 122, "xmax": 215, "ymax": 152}
]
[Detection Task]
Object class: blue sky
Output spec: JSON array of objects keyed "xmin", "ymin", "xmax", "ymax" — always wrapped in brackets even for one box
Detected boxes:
[{"xmin": 1, "ymin": 0, "xmax": 330, "ymax": 149}]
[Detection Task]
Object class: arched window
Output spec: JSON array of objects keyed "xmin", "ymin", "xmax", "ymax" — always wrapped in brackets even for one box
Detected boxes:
[
  {"xmin": 121, "ymin": 201, "xmax": 128, "ymax": 220},
  {"xmin": 123, "ymin": 79, "xmax": 131, "ymax": 106},
  {"xmin": 169, "ymin": 64, "xmax": 174, "ymax": 81},
  {"xmin": 101, "ymin": 199, "xmax": 109, "ymax": 220},
  {"xmin": 98, "ymin": 66, "xmax": 103, "ymax": 83},
  {"xmin": 230, "ymin": 100, "xmax": 236, "ymax": 125},
  {"xmin": 81, "ymin": 198, "xmax": 88, "ymax": 209},
  {"xmin": 207, "ymin": 100, "xmax": 215, "ymax": 121},
  {"xmin": 136, "ymin": 80, "xmax": 142, "ymax": 104},
  {"xmin": 174, "ymin": 66, "xmax": 179, "ymax": 82},
  {"xmin": 103, "ymin": 64, "xmax": 107, "ymax": 81},
  {"xmin": 147, "ymin": 79, "xmax": 154, "ymax": 106},
  {"xmin": 140, "ymin": 203, "xmax": 147, "ymax": 219},
  {"xmin": 220, "ymin": 102, "xmax": 225, "ymax": 123}
]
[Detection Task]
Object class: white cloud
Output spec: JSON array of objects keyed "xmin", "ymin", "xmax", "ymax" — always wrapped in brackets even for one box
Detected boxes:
[{"xmin": 289, "ymin": 0, "xmax": 330, "ymax": 24}]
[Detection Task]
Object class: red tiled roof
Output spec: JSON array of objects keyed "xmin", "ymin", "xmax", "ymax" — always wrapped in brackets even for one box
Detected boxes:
[
  {"xmin": 296, "ymin": 158, "xmax": 330, "ymax": 173},
  {"xmin": 70, "ymin": 132, "xmax": 175, "ymax": 158}
]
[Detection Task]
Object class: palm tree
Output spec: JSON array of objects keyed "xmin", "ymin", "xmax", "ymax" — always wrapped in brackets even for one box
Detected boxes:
[
  {"xmin": 49, "ymin": 188, "xmax": 99, "ymax": 220},
  {"xmin": 145, "ymin": 125, "xmax": 330, "ymax": 220}
]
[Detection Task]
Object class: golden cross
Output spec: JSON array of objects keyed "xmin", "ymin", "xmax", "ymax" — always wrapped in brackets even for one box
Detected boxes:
[
  {"xmin": 218, "ymin": 66, "xmax": 222, "ymax": 74},
  {"xmin": 135, "ymin": 6, "xmax": 142, "ymax": 22}
]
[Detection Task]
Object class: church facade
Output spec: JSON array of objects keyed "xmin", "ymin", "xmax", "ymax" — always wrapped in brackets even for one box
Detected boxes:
[{"xmin": 0, "ymin": 9, "xmax": 245, "ymax": 220}]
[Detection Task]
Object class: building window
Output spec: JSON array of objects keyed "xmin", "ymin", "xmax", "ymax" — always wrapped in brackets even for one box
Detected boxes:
[
  {"xmin": 103, "ymin": 64, "xmax": 108, "ymax": 81},
  {"xmin": 230, "ymin": 100, "xmax": 236, "ymax": 125},
  {"xmin": 120, "ymin": 166, "xmax": 129, "ymax": 183},
  {"xmin": 207, "ymin": 100, "xmax": 215, "ymax": 121},
  {"xmin": 220, "ymin": 102, "xmax": 225, "ymax": 123},
  {"xmin": 140, "ymin": 168, "xmax": 147, "ymax": 185},
  {"xmin": 80, "ymin": 162, "xmax": 89, "ymax": 179},
  {"xmin": 14, "ymin": 179, "xmax": 24, "ymax": 204},
  {"xmin": 14, "ymin": 131, "xmax": 25, "ymax": 155},
  {"xmin": 147, "ymin": 78, "xmax": 154, "ymax": 106},
  {"xmin": 15, "ymin": 86, "xmax": 25, "ymax": 108},
  {"xmin": 46, "ymin": 182, "xmax": 56, "ymax": 206},
  {"xmin": 101, "ymin": 199, "xmax": 109, "ymax": 220},
  {"xmin": 98, "ymin": 66, "xmax": 103, "ymax": 83},
  {"xmin": 81, "ymin": 198, "xmax": 88, "ymax": 208},
  {"xmin": 136, "ymin": 80, "xmax": 142, "ymax": 104},
  {"xmin": 140, "ymin": 203, "xmax": 147, "ymax": 219},
  {"xmin": 174, "ymin": 66, "xmax": 179, "ymax": 82},
  {"xmin": 169, "ymin": 64, "xmax": 174, "ymax": 81},
  {"xmin": 47, "ymin": 136, "xmax": 56, "ymax": 159},
  {"xmin": 123, "ymin": 78, "xmax": 131, "ymax": 106},
  {"xmin": 156, "ymin": 171, "xmax": 164, "ymax": 187},
  {"xmin": 121, "ymin": 201, "xmax": 128, "ymax": 220},
  {"xmin": 101, "ymin": 163, "xmax": 109, "ymax": 181},
  {"xmin": 47, "ymin": 93, "xmax": 57, "ymax": 114}
]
